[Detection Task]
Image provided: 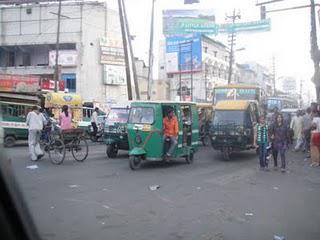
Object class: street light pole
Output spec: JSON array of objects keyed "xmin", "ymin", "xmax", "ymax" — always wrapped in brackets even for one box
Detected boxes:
[{"xmin": 54, "ymin": 0, "xmax": 62, "ymax": 92}]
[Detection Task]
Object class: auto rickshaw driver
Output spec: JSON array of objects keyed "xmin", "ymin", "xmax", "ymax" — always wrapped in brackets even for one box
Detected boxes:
[{"xmin": 163, "ymin": 108, "xmax": 179, "ymax": 159}]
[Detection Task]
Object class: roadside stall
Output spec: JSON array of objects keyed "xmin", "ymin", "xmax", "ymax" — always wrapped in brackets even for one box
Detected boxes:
[{"xmin": 44, "ymin": 92, "xmax": 83, "ymax": 128}]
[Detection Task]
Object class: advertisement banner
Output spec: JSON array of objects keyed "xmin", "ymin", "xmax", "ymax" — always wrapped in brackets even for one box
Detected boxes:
[
  {"xmin": 104, "ymin": 65, "xmax": 126, "ymax": 85},
  {"xmin": 49, "ymin": 50, "xmax": 77, "ymax": 67},
  {"xmin": 0, "ymin": 74, "xmax": 39, "ymax": 93},
  {"xmin": 165, "ymin": 33, "xmax": 202, "ymax": 73},
  {"xmin": 100, "ymin": 37, "xmax": 125, "ymax": 66},
  {"xmin": 163, "ymin": 9, "xmax": 216, "ymax": 35},
  {"xmin": 41, "ymin": 79, "xmax": 65, "ymax": 91}
]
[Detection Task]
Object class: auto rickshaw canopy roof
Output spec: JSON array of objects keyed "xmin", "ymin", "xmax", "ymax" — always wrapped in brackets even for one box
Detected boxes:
[
  {"xmin": 45, "ymin": 92, "xmax": 82, "ymax": 108},
  {"xmin": 214, "ymin": 100, "xmax": 251, "ymax": 111}
]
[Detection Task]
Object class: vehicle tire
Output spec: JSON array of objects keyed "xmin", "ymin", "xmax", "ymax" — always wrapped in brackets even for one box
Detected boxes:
[
  {"xmin": 48, "ymin": 139, "xmax": 66, "ymax": 165},
  {"xmin": 72, "ymin": 138, "xmax": 89, "ymax": 162},
  {"xmin": 185, "ymin": 151, "xmax": 194, "ymax": 164},
  {"xmin": 4, "ymin": 136, "xmax": 16, "ymax": 148},
  {"xmin": 202, "ymin": 135, "xmax": 211, "ymax": 146},
  {"xmin": 106, "ymin": 144, "xmax": 118, "ymax": 158},
  {"xmin": 129, "ymin": 155, "xmax": 142, "ymax": 170},
  {"xmin": 222, "ymin": 147, "xmax": 231, "ymax": 161}
]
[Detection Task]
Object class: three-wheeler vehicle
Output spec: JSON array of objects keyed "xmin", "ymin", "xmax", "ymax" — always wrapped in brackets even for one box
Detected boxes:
[
  {"xmin": 127, "ymin": 101, "xmax": 199, "ymax": 170},
  {"xmin": 210, "ymin": 100, "xmax": 260, "ymax": 160},
  {"xmin": 104, "ymin": 104, "xmax": 130, "ymax": 158},
  {"xmin": 197, "ymin": 103, "xmax": 214, "ymax": 146},
  {"xmin": 0, "ymin": 101, "xmax": 33, "ymax": 147}
]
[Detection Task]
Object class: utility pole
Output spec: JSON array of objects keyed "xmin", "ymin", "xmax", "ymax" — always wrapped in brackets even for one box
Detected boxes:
[
  {"xmin": 204, "ymin": 63, "xmax": 208, "ymax": 102},
  {"xmin": 118, "ymin": 0, "xmax": 133, "ymax": 100},
  {"xmin": 147, "ymin": 0, "xmax": 155, "ymax": 100},
  {"xmin": 54, "ymin": 0, "xmax": 62, "ymax": 92},
  {"xmin": 226, "ymin": 9, "xmax": 240, "ymax": 84},
  {"xmin": 122, "ymin": 0, "xmax": 140, "ymax": 100},
  {"xmin": 310, "ymin": 0, "xmax": 320, "ymax": 101},
  {"xmin": 272, "ymin": 56, "xmax": 276, "ymax": 95}
]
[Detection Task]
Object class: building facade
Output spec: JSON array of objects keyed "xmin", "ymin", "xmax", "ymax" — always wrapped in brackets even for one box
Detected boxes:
[
  {"xmin": 237, "ymin": 62, "xmax": 272, "ymax": 96},
  {"xmin": 158, "ymin": 34, "xmax": 239, "ymax": 102},
  {"xmin": 0, "ymin": 1, "xmax": 129, "ymax": 103}
]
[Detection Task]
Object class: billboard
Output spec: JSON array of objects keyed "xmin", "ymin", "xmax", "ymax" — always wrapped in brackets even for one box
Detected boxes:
[
  {"xmin": 163, "ymin": 9, "xmax": 216, "ymax": 35},
  {"xmin": 49, "ymin": 50, "xmax": 77, "ymax": 67},
  {"xmin": 41, "ymin": 79, "xmax": 65, "ymax": 91},
  {"xmin": 0, "ymin": 74, "xmax": 39, "ymax": 93},
  {"xmin": 100, "ymin": 37, "xmax": 125, "ymax": 66},
  {"xmin": 103, "ymin": 65, "xmax": 126, "ymax": 85},
  {"xmin": 165, "ymin": 33, "xmax": 202, "ymax": 73},
  {"xmin": 219, "ymin": 19, "xmax": 271, "ymax": 33}
]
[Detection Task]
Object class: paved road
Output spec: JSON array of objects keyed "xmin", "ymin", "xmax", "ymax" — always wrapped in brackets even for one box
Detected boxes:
[{"xmin": 4, "ymin": 142, "xmax": 320, "ymax": 240}]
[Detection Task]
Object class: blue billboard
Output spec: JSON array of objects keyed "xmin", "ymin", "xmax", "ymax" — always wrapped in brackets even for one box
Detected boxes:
[{"xmin": 165, "ymin": 33, "xmax": 202, "ymax": 73}]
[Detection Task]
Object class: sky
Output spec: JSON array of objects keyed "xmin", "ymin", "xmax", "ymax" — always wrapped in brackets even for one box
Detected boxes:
[{"xmin": 106, "ymin": 0, "xmax": 318, "ymax": 99}]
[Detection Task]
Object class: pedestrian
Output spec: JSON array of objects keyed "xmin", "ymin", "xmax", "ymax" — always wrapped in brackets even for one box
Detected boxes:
[
  {"xmin": 59, "ymin": 105, "xmax": 72, "ymax": 130},
  {"xmin": 254, "ymin": 115, "xmax": 269, "ymax": 171},
  {"xmin": 271, "ymin": 107, "xmax": 279, "ymax": 125},
  {"xmin": 270, "ymin": 113, "xmax": 290, "ymax": 172},
  {"xmin": 302, "ymin": 107, "xmax": 312, "ymax": 153},
  {"xmin": 290, "ymin": 110, "xmax": 303, "ymax": 151},
  {"xmin": 310, "ymin": 110, "xmax": 320, "ymax": 166},
  {"xmin": 91, "ymin": 107, "xmax": 99, "ymax": 139},
  {"xmin": 26, "ymin": 105, "xmax": 46, "ymax": 161}
]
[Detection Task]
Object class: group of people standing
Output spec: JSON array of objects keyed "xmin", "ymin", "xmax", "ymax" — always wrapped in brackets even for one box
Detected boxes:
[
  {"xmin": 255, "ymin": 113, "xmax": 290, "ymax": 172},
  {"xmin": 255, "ymin": 103, "xmax": 320, "ymax": 172}
]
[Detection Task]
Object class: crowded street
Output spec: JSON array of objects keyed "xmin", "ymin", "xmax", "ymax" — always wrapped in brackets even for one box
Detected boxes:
[{"xmin": 5, "ymin": 142, "xmax": 320, "ymax": 240}]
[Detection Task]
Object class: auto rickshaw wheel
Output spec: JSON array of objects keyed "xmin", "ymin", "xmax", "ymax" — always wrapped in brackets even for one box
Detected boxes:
[
  {"xmin": 4, "ymin": 136, "xmax": 16, "ymax": 148},
  {"xmin": 106, "ymin": 144, "xmax": 118, "ymax": 158},
  {"xmin": 185, "ymin": 152, "xmax": 194, "ymax": 164},
  {"xmin": 222, "ymin": 147, "xmax": 231, "ymax": 161},
  {"xmin": 129, "ymin": 155, "xmax": 142, "ymax": 170}
]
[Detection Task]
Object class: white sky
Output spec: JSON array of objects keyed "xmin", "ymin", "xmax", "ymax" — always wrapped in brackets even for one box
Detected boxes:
[{"xmin": 107, "ymin": 0, "xmax": 318, "ymax": 99}]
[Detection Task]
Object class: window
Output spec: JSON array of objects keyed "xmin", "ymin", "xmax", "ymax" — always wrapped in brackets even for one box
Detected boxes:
[
  {"xmin": 8, "ymin": 51, "xmax": 15, "ymax": 67},
  {"xmin": 62, "ymin": 74, "xmax": 76, "ymax": 92},
  {"xmin": 106, "ymin": 108, "xmax": 129, "ymax": 124},
  {"xmin": 128, "ymin": 107, "xmax": 154, "ymax": 124},
  {"xmin": 213, "ymin": 110, "xmax": 244, "ymax": 125}
]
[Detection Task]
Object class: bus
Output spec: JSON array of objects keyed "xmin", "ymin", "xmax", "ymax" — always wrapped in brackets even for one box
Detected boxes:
[
  {"xmin": 266, "ymin": 96, "xmax": 299, "ymax": 111},
  {"xmin": 213, "ymin": 84, "xmax": 265, "ymax": 105}
]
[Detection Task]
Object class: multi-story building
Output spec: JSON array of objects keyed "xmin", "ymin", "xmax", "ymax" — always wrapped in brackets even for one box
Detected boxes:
[
  {"xmin": 158, "ymin": 34, "xmax": 239, "ymax": 102},
  {"xmin": 0, "ymin": 1, "xmax": 129, "ymax": 103},
  {"xmin": 237, "ymin": 62, "xmax": 272, "ymax": 96}
]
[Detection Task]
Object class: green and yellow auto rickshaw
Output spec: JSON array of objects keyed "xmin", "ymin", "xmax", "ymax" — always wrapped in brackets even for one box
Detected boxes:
[
  {"xmin": 210, "ymin": 100, "xmax": 260, "ymax": 160},
  {"xmin": 104, "ymin": 104, "xmax": 130, "ymax": 158},
  {"xmin": 127, "ymin": 101, "xmax": 199, "ymax": 170}
]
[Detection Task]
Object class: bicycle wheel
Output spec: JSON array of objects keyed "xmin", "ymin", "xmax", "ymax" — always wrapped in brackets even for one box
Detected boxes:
[
  {"xmin": 72, "ymin": 137, "xmax": 88, "ymax": 162},
  {"xmin": 48, "ymin": 139, "xmax": 66, "ymax": 165}
]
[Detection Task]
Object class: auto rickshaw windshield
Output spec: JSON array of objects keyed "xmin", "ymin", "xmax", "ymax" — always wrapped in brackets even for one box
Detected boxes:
[
  {"xmin": 213, "ymin": 110, "xmax": 245, "ymax": 125},
  {"xmin": 106, "ymin": 108, "xmax": 129, "ymax": 124},
  {"xmin": 128, "ymin": 107, "xmax": 154, "ymax": 124}
]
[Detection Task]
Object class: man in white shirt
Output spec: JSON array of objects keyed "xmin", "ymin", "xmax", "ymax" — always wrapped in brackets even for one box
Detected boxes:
[
  {"xmin": 91, "ymin": 107, "xmax": 99, "ymax": 139},
  {"xmin": 26, "ymin": 106, "xmax": 46, "ymax": 161}
]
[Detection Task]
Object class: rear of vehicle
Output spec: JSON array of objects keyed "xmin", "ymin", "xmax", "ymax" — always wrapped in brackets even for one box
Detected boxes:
[
  {"xmin": 104, "ymin": 107, "xmax": 130, "ymax": 158},
  {"xmin": 0, "ymin": 101, "xmax": 31, "ymax": 147}
]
